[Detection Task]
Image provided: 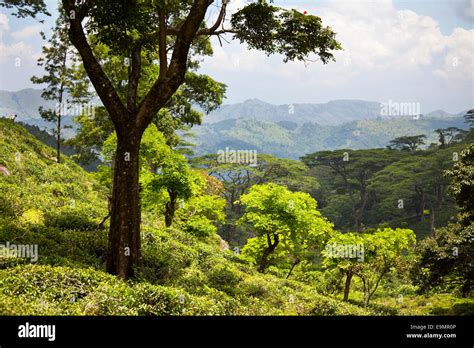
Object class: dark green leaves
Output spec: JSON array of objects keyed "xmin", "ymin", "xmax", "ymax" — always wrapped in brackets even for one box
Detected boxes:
[
  {"xmin": 231, "ymin": 2, "xmax": 280, "ymax": 53},
  {"xmin": 0, "ymin": 0, "xmax": 50, "ymax": 21},
  {"xmin": 231, "ymin": 2, "xmax": 341, "ymax": 63}
]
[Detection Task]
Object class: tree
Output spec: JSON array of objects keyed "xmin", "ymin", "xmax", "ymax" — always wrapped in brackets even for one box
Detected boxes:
[
  {"xmin": 415, "ymin": 144, "xmax": 474, "ymax": 297},
  {"xmin": 369, "ymin": 146, "xmax": 463, "ymax": 236},
  {"xmin": 22, "ymin": 0, "xmax": 342, "ymax": 279},
  {"xmin": 149, "ymin": 152, "xmax": 196, "ymax": 227},
  {"xmin": 302, "ymin": 149, "xmax": 403, "ymax": 230},
  {"xmin": 193, "ymin": 153, "xmax": 320, "ymax": 245},
  {"xmin": 445, "ymin": 143, "xmax": 474, "ymax": 226},
  {"xmin": 239, "ymin": 183, "xmax": 332, "ymax": 273},
  {"xmin": 67, "ymin": 41, "xmax": 226, "ymax": 166},
  {"xmin": 67, "ymin": 106, "xmax": 115, "ymax": 166},
  {"xmin": 388, "ymin": 135, "xmax": 426, "ymax": 151},
  {"xmin": 322, "ymin": 231, "xmax": 365, "ymax": 301},
  {"xmin": 101, "ymin": 124, "xmax": 199, "ymax": 228},
  {"xmin": 31, "ymin": 10, "xmax": 90, "ymax": 163},
  {"xmin": 435, "ymin": 127, "xmax": 467, "ymax": 148},
  {"xmin": 416, "ymin": 223, "xmax": 474, "ymax": 297},
  {"xmin": 356, "ymin": 228, "xmax": 415, "ymax": 306},
  {"xmin": 323, "ymin": 228, "xmax": 415, "ymax": 306},
  {"xmin": 464, "ymin": 109, "xmax": 474, "ymax": 127}
]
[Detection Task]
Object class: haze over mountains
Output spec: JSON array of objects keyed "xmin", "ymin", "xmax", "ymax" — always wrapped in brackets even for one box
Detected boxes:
[{"xmin": 1, "ymin": 89, "xmax": 470, "ymax": 159}]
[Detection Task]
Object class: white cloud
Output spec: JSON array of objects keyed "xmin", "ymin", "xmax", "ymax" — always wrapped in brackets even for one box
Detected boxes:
[
  {"xmin": 0, "ymin": 41, "xmax": 37, "ymax": 66},
  {"xmin": 0, "ymin": 16, "xmax": 40, "ymax": 69},
  {"xmin": 11, "ymin": 25, "xmax": 42, "ymax": 40},
  {"xmin": 198, "ymin": 0, "xmax": 473, "ymax": 111},
  {"xmin": 0, "ymin": 13, "xmax": 9, "ymax": 40}
]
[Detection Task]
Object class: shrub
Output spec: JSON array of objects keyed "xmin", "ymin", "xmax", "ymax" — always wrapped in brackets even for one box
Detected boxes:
[
  {"xmin": 207, "ymin": 264, "xmax": 243, "ymax": 295},
  {"xmin": 44, "ymin": 206, "xmax": 100, "ymax": 231}
]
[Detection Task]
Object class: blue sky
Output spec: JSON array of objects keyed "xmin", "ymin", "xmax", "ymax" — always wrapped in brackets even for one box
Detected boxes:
[{"xmin": 0, "ymin": 0, "xmax": 473, "ymax": 113}]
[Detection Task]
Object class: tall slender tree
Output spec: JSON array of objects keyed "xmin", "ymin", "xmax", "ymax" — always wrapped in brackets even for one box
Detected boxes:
[{"xmin": 31, "ymin": 10, "xmax": 89, "ymax": 163}]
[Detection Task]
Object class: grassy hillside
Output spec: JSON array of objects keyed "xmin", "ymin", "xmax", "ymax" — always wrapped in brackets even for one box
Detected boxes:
[
  {"xmin": 0, "ymin": 118, "xmax": 373, "ymax": 315},
  {"xmin": 1, "ymin": 119, "xmax": 471, "ymax": 316}
]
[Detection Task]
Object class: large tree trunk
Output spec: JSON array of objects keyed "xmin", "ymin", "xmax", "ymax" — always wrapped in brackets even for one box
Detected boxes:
[
  {"xmin": 106, "ymin": 130, "xmax": 142, "ymax": 279},
  {"xmin": 343, "ymin": 271, "xmax": 353, "ymax": 301}
]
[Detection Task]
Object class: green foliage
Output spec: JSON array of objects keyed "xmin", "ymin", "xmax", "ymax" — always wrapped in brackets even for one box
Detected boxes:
[
  {"xmin": 231, "ymin": 2, "xmax": 341, "ymax": 63},
  {"xmin": 369, "ymin": 145, "xmax": 463, "ymax": 237},
  {"xmin": 194, "ymin": 153, "xmax": 319, "ymax": 246},
  {"xmin": 388, "ymin": 135, "xmax": 427, "ymax": 151},
  {"xmin": 239, "ymin": 183, "xmax": 332, "ymax": 272},
  {"xmin": 0, "ymin": 119, "xmax": 470, "ymax": 316},
  {"xmin": 0, "ymin": 0, "xmax": 49, "ymax": 20},
  {"xmin": 302, "ymin": 148, "xmax": 405, "ymax": 230},
  {"xmin": 181, "ymin": 215, "xmax": 217, "ymax": 239},
  {"xmin": 416, "ymin": 222, "xmax": 474, "ymax": 297},
  {"xmin": 323, "ymin": 228, "xmax": 416, "ymax": 306},
  {"xmin": 67, "ymin": 106, "xmax": 115, "ymax": 165},
  {"xmin": 445, "ymin": 143, "xmax": 474, "ymax": 226}
]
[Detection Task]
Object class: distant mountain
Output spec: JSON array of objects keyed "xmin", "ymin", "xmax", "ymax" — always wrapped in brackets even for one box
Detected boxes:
[
  {"xmin": 2, "ymin": 89, "xmax": 470, "ymax": 160},
  {"xmin": 203, "ymin": 98, "xmax": 384, "ymax": 126},
  {"xmin": 0, "ymin": 88, "xmax": 54, "ymax": 124},
  {"xmin": 192, "ymin": 116, "xmax": 470, "ymax": 159},
  {"xmin": 0, "ymin": 88, "xmax": 80, "ymax": 137}
]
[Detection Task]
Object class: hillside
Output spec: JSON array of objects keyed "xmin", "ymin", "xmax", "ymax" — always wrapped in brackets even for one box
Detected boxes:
[
  {"xmin": 0, "ymin": 89, "xmax": 54, "ymax": 122},
  {"xmin": 0, "ymin": 119, "xmax": 372, "ymax": 315},
  {"xmin": 192, "ymin": 115, "xmax": 470, "ymax": 159},
  {"xmin": 1, "ymin": 118, "xmax": 472, "ymax": 316}
]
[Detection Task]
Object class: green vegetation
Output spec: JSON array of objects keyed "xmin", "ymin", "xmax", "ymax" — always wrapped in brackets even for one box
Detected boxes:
[
  {"xmin": 0, "ymin": 119, "xmax": 370, "ymax": 315},
  {"xmin": 1, "ymin": 0, "xmax": 472, "ymax": 318},
  {"xmin": 1, "ymin": 119, "xmax": 472, "ymax": 315},
  {"xmin": 192, "ymin": 115, "xmax": 469, "ymax": 159}
]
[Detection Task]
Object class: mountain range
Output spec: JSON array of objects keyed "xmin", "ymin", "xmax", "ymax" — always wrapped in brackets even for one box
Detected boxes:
[{"xmin": 1, "ymin": 89, "xmax": 470, "ymax": 159}]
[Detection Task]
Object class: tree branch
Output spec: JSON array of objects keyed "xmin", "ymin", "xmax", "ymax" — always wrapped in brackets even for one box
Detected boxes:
[
  {"xmin": 136, "ymin": 0, "xmax": 212, "ymax": 132},
  {"xmin": 62, "ymin": 0, "xmax": 128, "ymax": 132},
  {"xmin": 197, "ymin": 0, "xmax": 228, "ymax": 35}
]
